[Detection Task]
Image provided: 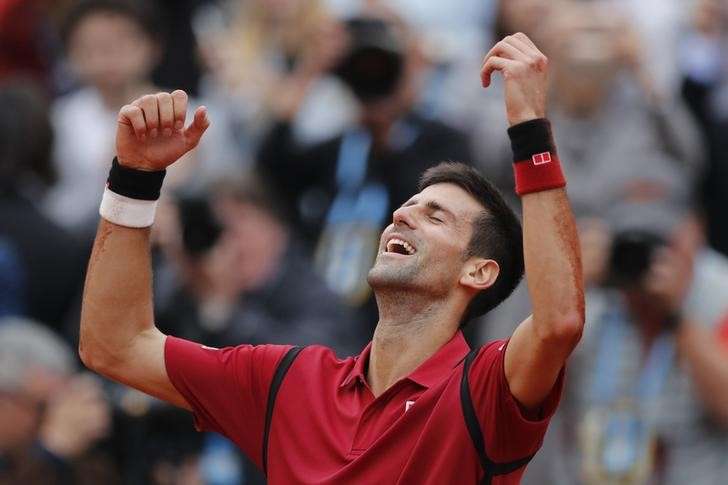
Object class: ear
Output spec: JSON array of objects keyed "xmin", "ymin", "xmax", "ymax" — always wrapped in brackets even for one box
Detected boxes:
[{"xmin": 459, "ymin": 258, "xmax": 500, "ymax": 292}]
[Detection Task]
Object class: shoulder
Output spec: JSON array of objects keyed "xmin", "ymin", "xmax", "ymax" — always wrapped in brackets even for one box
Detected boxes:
[
  {"xmin": 295, "ymin": 344, "xmax": 359, "ymax": 368},
  {"xmin": 471, "ymin": 340, "xmax": 508, "ymax": 365},
  {"xmin": 276, "ymin": 343, "xmax": 364, "ymax": 390},
  {"xmin": 464, "ymin": 340, "xmax": 508, "ymax": 385}
]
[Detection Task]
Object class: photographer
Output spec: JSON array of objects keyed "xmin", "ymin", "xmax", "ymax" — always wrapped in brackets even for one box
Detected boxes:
[
  {"xmin": 470, "ymin": 1, "xmax": 704, "ymax": 212},
  {"xmin": 154, "ymin": 175, "xmax": 364, "ymax": 356},
  {"xmin": 0, "ymin": 318, "xmax": 117, "ymax": 485},
  {"xmin": 257, "ymin": 10, "xmax": 472, "ymax": 317},
  {"xmin": 541, "ymin": 169, "xmax": 728, "ymax": 484}
]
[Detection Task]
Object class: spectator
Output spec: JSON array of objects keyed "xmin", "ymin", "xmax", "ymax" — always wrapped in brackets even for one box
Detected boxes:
[
  {"xmin": 680, "ymin": 0, "xmax": 728, "ymax": 257},
  {"xmin": 43, "ymin": 0, "xmax": 164, "ymax": 235},
  {"xmin": 155, "ymin": 174, "xmax": 365, "ymax": 357},
  {"xmin": 0, "ymin": 80, "xmax": 84, "ymax": 334},
  {"xmin": 193, "ymin": 0, "xmax": 352, "ymax": 154},
  {"xmin": 476, "ymin": 1, "xmax": 704, "ymax": 212},
  {"xmin": 46, "ymin": 0, "xmax": 243, "ymax": 236},
  {"xmin": 526, "ymin": 165, "xmax": 728, "ymax": 484},
  {"xmin": 0, "ymin": 0, "xmax": 57, "ymax": 91},
  {"xmin": 257, "ymin": 11, "xmax": 472, "ymax": 319},
  {"xmin": 0, "ymin": 317, "xmax": 118, "ymax": 485}
]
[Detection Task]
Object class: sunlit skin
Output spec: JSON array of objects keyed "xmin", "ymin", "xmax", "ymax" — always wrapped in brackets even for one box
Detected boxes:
[
  {"xmin": 368, "ymin": 183, "xmax": 499, "ymax": 300},
  {"xmin": 364, "ymin": 183, "xmax": 503, "ymax": 396}
]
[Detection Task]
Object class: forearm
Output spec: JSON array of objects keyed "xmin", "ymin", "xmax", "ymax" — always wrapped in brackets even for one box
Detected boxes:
[
  {"xmin": 522, "ymin": 189, "xmax": 584, "ymax": 335},
  {"xmin": 678, "ymin": 322, "xmax": 728, "ymax": 425},
  {"xmin": 487, "ymin": 32, "xmax": 585, "ymax": 408},
  {"xmin": 79, "ymin": 220, "xmax": 156, "ymax": 368}
]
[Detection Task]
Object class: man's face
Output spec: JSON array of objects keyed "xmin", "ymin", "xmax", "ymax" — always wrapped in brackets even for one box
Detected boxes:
[
  {"xmin": 367, "ymin": 183, "xmax": 484, "ymax": 297},
  {"xmin": 68, "ymin": 12, "xmax": 157, "ymax": 90}
]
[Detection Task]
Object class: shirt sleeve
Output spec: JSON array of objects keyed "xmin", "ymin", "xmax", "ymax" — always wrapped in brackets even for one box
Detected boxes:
[
  {"xmin": 164, "ymin": 336, "xmax": 292, "ymax": 466},
  {"xmin": 468, "ymin": 339, "xmax": 564, "ymax": 463}
]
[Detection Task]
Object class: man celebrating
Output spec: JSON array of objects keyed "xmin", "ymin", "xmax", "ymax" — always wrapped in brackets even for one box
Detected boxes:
[{"xmin": 80, "ymin": 33, "xmax": 583, "ymax": 484}]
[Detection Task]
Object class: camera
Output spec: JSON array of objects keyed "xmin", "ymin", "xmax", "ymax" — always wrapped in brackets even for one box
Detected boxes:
[
  {"xmin": 334, "ymin": 17, "xmax": 405, "ymax": 102},
  {"xmin": 607, "ymin": 230, "xmax": 666, "ymax": 287},
  {"xmin": 177, "ymin": 195, "xmax": 223, "ymax": 258}
]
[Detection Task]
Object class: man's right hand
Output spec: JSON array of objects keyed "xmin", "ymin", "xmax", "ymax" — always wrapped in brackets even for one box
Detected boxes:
[{"xmin": 116, "ymin": 90, "xmax": 210, "ymax": 171}]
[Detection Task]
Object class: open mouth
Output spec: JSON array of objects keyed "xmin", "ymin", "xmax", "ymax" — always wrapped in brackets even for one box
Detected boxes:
[{"xmin": 385, "ymin": 237, "xmax": 417, "ymax": 256}]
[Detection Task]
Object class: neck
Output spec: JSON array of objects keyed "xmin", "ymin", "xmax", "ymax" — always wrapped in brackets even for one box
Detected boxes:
[{"xmin": 367, "ymin": 290, "xmax": 462, "ymax": 397}]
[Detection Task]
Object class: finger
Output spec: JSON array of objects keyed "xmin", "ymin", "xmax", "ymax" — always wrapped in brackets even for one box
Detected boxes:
[
  {"xmin": 513, "ymin": 32, "xmax": 540, "ymax": 52},
  {"xmin": 508, "ymin": 34, "xmax": 548, "ymax": 71},
  {"xmin": 135, "ymin": 94, "xmax": 160, "ymax": 137},
  {"xmin": 484, "ymin": 40, "xmax": 529, "ymax": 65},
  {"xmin": 504, "ymin": 34, "xmax": 534, "ymax": 57},
  {"xmin": 184, "ymin": 106, "xmax": 210, "ymax": 147},
  {"xmin": 118, "ymin": 105, "xmax": 147, "ymax": 141},
  {"xmin": 156, "ymin": 92, "xmax": 174, "ymax": 136},
  {"xmin": 171, "ymin": 89, "xmax": 188, "ymax": 131},
  {"xmin": 480, "ymin": 55, "xmax": 518, "ymax": 87}
]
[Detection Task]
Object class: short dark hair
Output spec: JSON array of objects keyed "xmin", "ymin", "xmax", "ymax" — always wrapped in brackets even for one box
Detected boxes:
[
  {"xmin": 61, "ymin": 0, "xmax": 160, "ymax": 48},
  {"xmin": 418, "ymin": 162, "xmax": 524, "ymax": 323}
]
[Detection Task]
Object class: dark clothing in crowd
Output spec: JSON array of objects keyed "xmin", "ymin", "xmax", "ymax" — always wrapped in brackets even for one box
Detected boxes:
[
  {"xmin": 155, "ymin": 244, "xmax": 365, "ymax": 358},
  {"xmin": 257, "ymin": 114, "xmax": 473, "ymax": 246},
  {"xmin": 681, "ymin": 78, "xmax": 728, "ymax": 258},
  {"xmin": 256, "ymin": 113, "xmax": 472, "ymax": 326},
  {"xmin": 150, "ymin": 0, "xmax": 212, "ymax": 97},
  {"xmin": 701, "ymin": 119, "xmax": 728, "ymax": 257},
  {"xmin": 0, "ymin": 446, "xmax": 120, "ymax": 485},
  {"xmin": 0, "ymin": 190, "xmax": 84, "ymax": 333}
]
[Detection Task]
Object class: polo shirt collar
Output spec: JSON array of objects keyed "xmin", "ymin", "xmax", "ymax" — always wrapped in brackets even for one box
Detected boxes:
[{"xmin": 340, "ymin": 331, "xmax": 471, "ymax": 389}]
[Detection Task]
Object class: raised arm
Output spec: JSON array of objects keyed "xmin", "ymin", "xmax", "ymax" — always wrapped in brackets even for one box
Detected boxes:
[
  {"xmin": 481, "ymin": 34, "xmax": 585, "ymax": 409},
  {"xmin": 79, "ymin": 91, "xmax": 209, "ymax": 409}
]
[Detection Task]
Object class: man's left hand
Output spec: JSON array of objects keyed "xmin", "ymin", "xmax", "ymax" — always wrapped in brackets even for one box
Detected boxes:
[{"xmin": 480, "ymin": 33, "xmax": 548, "ymax": 126}]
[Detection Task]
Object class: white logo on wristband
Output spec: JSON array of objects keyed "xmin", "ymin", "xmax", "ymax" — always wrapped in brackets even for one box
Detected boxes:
[
  {"xmin": 532, "ymin": 152, "xmax": 552, "ymax": 165},
  {"xmin": 99, "ymin": 187, "xmax": 158, "ymax": 228}
]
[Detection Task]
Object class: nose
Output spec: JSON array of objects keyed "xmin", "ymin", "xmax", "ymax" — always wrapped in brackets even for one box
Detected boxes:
[{"xmin": 392, "ymin": 204, "xmax": 416, "ymax": 229}]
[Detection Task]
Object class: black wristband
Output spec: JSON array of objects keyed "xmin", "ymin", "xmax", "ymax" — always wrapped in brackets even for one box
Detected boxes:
[
  {"xmin": 107, "ymin": 157, "xmax": 166, "ymax": 201},
  {"xmin": 507, "ymin": 118, "xmax": 557, "ymax": 163}
]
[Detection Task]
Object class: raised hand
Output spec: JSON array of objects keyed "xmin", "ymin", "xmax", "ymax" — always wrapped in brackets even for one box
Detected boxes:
[
  {"xmin": 116, "ymin": 90, "xmax": 210, "ymax": 171},
  {"xmin": 480, "ymin": 33, "xmax": 548, "ymax": 126},
  {"xmin": 38, "ymin": 374, "xmax": 112, "ymax": 459}
]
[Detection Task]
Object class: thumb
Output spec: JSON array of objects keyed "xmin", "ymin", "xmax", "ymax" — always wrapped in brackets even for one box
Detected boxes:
[{"xmin": 184, "ymin": 106, "xmax": 210, "ymax": 147}]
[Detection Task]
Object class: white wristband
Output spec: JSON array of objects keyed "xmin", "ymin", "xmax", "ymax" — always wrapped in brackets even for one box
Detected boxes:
[{"xmin": 99, "ymin": 187, "xmax": 158, "ymax": 228}]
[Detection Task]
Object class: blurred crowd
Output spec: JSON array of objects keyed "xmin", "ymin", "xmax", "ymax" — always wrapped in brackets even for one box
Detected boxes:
[{"xmin": 1, "ymin": 0, "xmax": 728, "ymax": 484}]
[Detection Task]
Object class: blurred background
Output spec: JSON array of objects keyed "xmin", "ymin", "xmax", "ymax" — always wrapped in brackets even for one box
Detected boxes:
[{"xmin": 1, "ymin": 0, "xmax": 728, "ymax": 483}]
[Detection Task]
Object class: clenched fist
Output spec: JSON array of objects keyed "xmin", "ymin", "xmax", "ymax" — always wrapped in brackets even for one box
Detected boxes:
[
  {"xmin": 116, "ymin": 90, "xmax": 210, "ymax": 171},
  {"xmin": 480, "ymin": 33, "xmax": 548, "ymax": 126}
]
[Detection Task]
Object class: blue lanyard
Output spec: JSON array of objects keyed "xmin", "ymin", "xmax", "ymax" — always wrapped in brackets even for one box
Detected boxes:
[
  {"xmin": 590, "ymin": 299, "xmax": 675, "ymax": 413},
  {"xmin": 325, "ymin": 130, "xmax": 388, "ymax": 226},
  {"xmin": 334, "ymin": 129, "xmax": 371, "ymax": 191}
]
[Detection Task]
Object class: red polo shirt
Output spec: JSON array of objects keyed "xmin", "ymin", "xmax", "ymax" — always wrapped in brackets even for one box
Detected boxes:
[{"xmin": 165, "ymin": 331, "xmax": 563, "ymax": 484}]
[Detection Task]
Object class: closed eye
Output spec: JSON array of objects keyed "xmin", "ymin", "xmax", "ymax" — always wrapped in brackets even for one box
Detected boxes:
[{"xmin": 429, "ymin": 215, "xmax": 443, "ymax": 223}]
